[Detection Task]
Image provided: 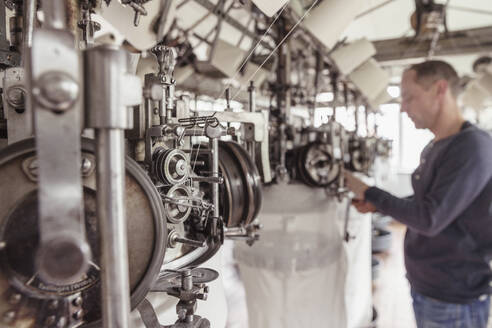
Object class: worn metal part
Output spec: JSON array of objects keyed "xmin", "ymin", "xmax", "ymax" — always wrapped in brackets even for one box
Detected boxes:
[
  {"xmin": 29, "ymin": 21, "xmax": 89, "ymax": 286},
  {"xmin": 0, "ymin": 138, "xmax": 166, "ymax": 327},
  {"xmin": 0, "ymin": 1, "xmax": 21, "ymax": 67},
  {"xmin": 167, "ymin": 229, "xmax": 205, "ymax": 249},
  {"xmin": 3, "ymin": 67, "xmax": 31, "ymax": 144}
]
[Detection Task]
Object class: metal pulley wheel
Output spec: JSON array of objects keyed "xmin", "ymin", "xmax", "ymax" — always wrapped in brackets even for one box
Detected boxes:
[
  {"xmin": 296, "ymin": 142, "xmax": 340, "ymax": 188},
  {"xmin": 164, "ymin": 184, "xmax": 192, "ymax": 224},
  {"xmin": 218, "ymin": 141, "xmax": 263, "ymax": 228},
  {"xmin": 152, "ymin": 268, "xmax": 219, "ymax": 293},
  {"xmin": 348, "ymin": 137, "xmax": 376, "ymax": 173},
  {"xmin": 152, "ymin": 147, "xmax": 189, "ymax": 185},
  {"xmin": 0, "ymin": 138, "xmax": 167, "ymax": 328}
]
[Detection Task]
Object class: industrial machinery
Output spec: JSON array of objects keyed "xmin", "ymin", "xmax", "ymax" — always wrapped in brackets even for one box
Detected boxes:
[
  {"xmin": 0, "ymin": 0, "xmax": 395, "ymax": 327},
  {"xmin": 0, "ymin": 1, "xmax": 263, "ymax": 327}
]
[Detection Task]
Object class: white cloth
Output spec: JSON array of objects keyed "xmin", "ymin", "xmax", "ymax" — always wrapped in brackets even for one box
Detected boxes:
[{"xmin": 233, "ymin": 183, "xmax": 372, "ymax": 328}]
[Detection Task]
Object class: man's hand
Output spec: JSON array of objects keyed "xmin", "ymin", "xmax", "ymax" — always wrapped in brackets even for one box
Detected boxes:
[
  {"xmin": 343, "ymin": 170, "xmax": 369, "ymax": 200},
  {"xmin": 351, "ymin": 199, "xmax": 377, "ymax": 214}
]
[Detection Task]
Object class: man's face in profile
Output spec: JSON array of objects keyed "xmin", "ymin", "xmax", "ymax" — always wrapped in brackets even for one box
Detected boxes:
[{"xmin": 400, "ymin": 70, "xmax": 441, "ymax": 130}]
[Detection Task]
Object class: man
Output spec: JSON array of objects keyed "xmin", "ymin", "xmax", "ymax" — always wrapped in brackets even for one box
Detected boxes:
[{"xmin": 345, "ymin": 60, "xmax": 492, "ymax": 328}]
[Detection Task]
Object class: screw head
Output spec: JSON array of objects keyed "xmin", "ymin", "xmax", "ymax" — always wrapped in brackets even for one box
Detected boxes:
[
  {"xmin": 33, "ymin": 71, "xmax": 79, "ymax": 113},
  {"xmin": 81, "ymin": 158, "xmax": 92, "ymax": 175}
]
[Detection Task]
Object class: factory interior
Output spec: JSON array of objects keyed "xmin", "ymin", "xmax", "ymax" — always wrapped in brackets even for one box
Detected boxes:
[{"xmin": 0, "ymin": 0, "xmax": 492, "ymax": 327}]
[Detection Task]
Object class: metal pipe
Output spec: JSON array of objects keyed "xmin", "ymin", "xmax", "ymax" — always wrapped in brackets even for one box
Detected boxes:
[
  {"xmin": 166, "ymin": 84, "xmax": 174, "ymax": 121},
  {"xmin": 23, "ymin": 0, "xmax": 35, "ymax": 50},
  {"xmin": 85, "ymin": 45, "xmax": 141, "ymax": 328},
  {"xmin": 144, "ymin": 98, "xmax": 152, "ymax": 130},
  {"xmin": 41, "ymin": 0, "xmax": 66, "ymax": 30},
  {"xmin": 96, "ymin": 129, "xmax": 131, "ymax": 328},
  {"xmin": 248, "ymin": 81, "xmax": 256, "ymax": 113},
  {"xmin": 210, "ymin": 138, "xmax": 219, "ymax": 217}
]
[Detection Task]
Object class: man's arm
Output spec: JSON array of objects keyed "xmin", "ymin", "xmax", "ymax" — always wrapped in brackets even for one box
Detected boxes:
[{"xmin": 365, "ymin": 133, "xmax": 492, "ymax": 237}]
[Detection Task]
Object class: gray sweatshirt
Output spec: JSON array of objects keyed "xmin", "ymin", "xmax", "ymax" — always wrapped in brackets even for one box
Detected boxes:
[{"xmin": 365, "ymin": 122, "xmax": 492, "ymax": 303}]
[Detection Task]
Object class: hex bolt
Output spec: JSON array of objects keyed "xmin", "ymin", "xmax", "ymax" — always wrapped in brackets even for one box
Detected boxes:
[
  {"xmin": 72, "ymin": 296, "xmax": 83, "ymax": 307},
  {"xmin": 72, "ymin": 310, "xmax": 83, "ymax": 320}
]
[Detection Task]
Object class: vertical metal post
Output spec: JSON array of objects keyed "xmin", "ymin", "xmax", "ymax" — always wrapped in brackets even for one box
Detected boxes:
[
  {"xmin": 23, "ymin": 0, "xmax": 35, "ymax": 49},
  {"xmin": 248, "ymin": 81, "xmax": 256, "ymax": 113},
  {"xmin": 210, "ymin": 137, "xmax": 219, "ymax": 217},
  {"xmin": 85, "ymin": 44, "xmax": 142, "ymax": 328},
  {"xmin": 276, "ymin": 18, "xmax": 290, "ymax": 171},
  {"xmin": 247, "ymin": 81, "xmax": 256, "ymax": 160},
  {"xmin": 95, "ymin": 128, "xmax": 129, "ymax": 328}
]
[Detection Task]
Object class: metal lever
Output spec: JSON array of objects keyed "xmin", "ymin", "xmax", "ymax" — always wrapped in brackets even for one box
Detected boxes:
[
  {"xmin": 30, "ymin": 0, "xmax": 90, "ymax": 286},
  {"xmin": 168, "ymin": 229, "xmax": 206, "ymax": 248}
]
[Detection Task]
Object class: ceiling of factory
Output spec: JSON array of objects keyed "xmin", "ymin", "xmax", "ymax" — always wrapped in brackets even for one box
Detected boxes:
[
  {"xmin": 174, "ymin": 0, "xmax": 492, "ymax": 79},
  {"xmin": 342, "ymin": 0, "xmax": 492, "ymax": 78}
]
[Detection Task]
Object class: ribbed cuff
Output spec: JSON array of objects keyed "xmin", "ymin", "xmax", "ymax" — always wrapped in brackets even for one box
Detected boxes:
[{"xmin": 364, "ymin": 186, "xmax": 384, "ymax": 207}]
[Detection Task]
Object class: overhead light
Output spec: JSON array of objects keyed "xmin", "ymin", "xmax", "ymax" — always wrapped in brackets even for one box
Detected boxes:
[{"xmin": 387, "ymin": 86, "xmax": 400, "ymax": 98}]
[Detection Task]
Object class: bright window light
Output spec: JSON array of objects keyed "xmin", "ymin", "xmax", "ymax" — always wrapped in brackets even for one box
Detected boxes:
[{"xmin": 387, "ymin": 86, "xmax": 400, "ymax": 98}]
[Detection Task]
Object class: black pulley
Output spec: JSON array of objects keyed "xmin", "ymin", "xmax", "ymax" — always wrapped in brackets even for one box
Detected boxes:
[
  {"xmin": 347, "ymin": 137, "xmax": 377, "ymax": 173},
  {"xmin": 193, "ymin": 141, "xmax": 262, "ymax": 228},
  {"xmin": 0, "ymin": 138, "xmax": 167, "ymax": 328},
  {"xmin": 152, "ymin": 147, "xmax": 189, "ymax": 185},
  {"xmin": 294, "ymin": 142, "xmax": 340, "ymax": 188}
]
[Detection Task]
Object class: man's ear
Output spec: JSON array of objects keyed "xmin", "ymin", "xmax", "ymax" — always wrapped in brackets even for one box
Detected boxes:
[{"xmin": 435, "ymin": 79, "xmax": 449, "ymax": 98}]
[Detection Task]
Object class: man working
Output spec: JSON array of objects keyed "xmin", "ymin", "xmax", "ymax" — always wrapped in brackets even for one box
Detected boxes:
[{"xmin": 345, "ymin": 60, "xmax": 492, "ymax": 328}]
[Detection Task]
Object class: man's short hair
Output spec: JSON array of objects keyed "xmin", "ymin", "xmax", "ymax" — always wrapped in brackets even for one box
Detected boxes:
[{"xmin": 407, "ymin": 60, "xmax": 461, "ymax": 98}]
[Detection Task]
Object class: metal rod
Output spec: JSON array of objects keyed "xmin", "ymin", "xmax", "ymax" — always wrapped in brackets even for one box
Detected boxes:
[
  {"xmin": 210, "ymin": 138, "xmax": 219, "ymax": 217},
  {"xmin": 96, "ymin": 129, "xmax": 131, "ymax": 328},
  {"xmin": 191, "ymin": 175, "xmax": 223, "ymax": 183},
  {"xmin": 144, "ymin": 98, "xmax": 152, "ymax": 130},
  {"xmin": 23, "ymin": 0, "xmax": 35, "ymax": 49},
  {"xmin": 85, "ymin": 45, "xmax": 140, "ymax": 328},
  {"xmin": 41, "ymin": 0, "xmax": 66, "ymax": 30},
  {"xmin": 248, "ymin": 81, "xmax": 256, "ymax": 113}
]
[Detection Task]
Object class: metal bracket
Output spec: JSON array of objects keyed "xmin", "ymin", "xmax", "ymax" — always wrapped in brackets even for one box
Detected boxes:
[
  {"xmin": 29, "ymin": 24, "xmax": 90, "ymax": 285},
  {"xmin": 3, "ymin": 67, "xmax": 31, "ymax": 144}
]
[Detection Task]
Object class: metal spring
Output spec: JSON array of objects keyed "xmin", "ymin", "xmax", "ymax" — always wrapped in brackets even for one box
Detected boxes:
[{"xmin": 178, "ymin": 113, "xmax": 219, "ymax": 128}]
